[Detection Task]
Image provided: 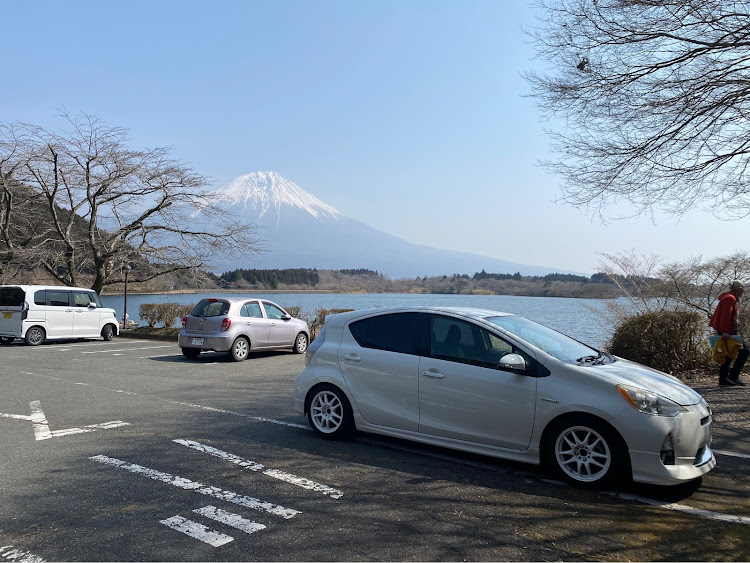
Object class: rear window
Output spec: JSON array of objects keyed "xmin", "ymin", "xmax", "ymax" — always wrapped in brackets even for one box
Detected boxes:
[
  {"xmin": 191, "ymin": 299, "xmax": 230, "ymax": 317},
  {"xmin": 348, "ymin": 313, "xmax": 419, "ymax": 355},
  {"xmin": 0, "ymin": 287, "xmax": 25, "ymax": 307}
]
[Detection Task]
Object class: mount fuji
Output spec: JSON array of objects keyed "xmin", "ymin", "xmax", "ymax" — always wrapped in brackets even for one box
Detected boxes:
[{"xmin": 205, "ymin": 171, "xmax": 573, "ymax": 278}]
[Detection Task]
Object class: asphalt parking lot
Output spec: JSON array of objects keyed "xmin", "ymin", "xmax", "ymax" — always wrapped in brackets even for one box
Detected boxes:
[{"xmin": 1, "ymin": 337, "xmax": 749, "ymax": 562}]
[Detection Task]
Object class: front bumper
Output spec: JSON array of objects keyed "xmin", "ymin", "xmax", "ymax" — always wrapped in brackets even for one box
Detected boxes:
[{"xmin": 624, "ymin": 401, "xmax": 715, "ymax": 485}]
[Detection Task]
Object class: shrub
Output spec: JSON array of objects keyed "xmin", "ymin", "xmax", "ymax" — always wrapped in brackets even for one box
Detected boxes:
[
  {"xmin": 283, "ymin": 306, "xmax": 302, "ymax": 318},
  {"xmin": 139, "ymin": 302, "xmax": 195, "ymax": 328},
  {"xmin": 139, "ymin": 303, "xmax": 159, "ymax": 327},
  {"xmin": 607, "ymin": 311, "xmax": 711, "ymax": 374},
  {"xmin": 301, "ymin": 308, "xmax": 354, "ymax": 340}
]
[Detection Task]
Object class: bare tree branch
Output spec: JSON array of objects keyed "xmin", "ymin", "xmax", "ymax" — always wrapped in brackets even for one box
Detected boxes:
[
  {"xmin": 526, "ymin": 0, "xmax": 750, "ymax": 219},
  {"xmin": 0, "ymin": 113, "xmax": 260, "ymax": 293}
]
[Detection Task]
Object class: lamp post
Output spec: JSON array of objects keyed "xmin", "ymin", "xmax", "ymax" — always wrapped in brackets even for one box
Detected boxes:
[{"xmin": 122, "ymin": 264, "xmax": 132, "ymax": 328}]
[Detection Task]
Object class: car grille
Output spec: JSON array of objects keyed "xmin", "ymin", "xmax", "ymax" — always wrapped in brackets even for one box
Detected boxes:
[{"xmin": 694, "ymin": 446, "xmax": 707, "ymax": 465}]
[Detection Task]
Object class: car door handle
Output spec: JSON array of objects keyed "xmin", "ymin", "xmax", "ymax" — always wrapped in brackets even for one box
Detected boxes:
[
  {"xmin": 343, "ymin": 354, "xmax": 362, "ymax": 362},
  {"xmin": 421, "ymin": 369, "xmax": 445, "ymax": 379}
]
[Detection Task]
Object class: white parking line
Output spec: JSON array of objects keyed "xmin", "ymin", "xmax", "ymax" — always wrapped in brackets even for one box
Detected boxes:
[
  {"xmin": 159, "ymin": 516, "xmax": 234, "ymax": 547},
  {"xmin": 90, "ymin": 455, "xmax": 301, "ymax": 519},
  {"xmin": 0, "ymin": 545, "xmax": 44, "ymax": 563},
  {"xmin": 714, "ymin": 449, "xmax": 750, "ymax": 460},
  {"xmin": 175, "ymin": 439, "xmax": 343, "ymax": 498},
  {"xmin": 82, "ymin": 346, "xmax": 173, "ymax": 354},
  {"xmin": 193, "ymin": 505, "xmax": 266, "ymax": 535},
  {"xmin": 607, "ymin": 491, "xmax": 750, "ymax": 525}
]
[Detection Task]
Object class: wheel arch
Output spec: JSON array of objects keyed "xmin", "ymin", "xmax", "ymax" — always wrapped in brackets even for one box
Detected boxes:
[
  {"xmin": 304, "ymin": 381, "xmax": 353, "ymax": 417},
  {"xmin": 540, "ymin": 411, "xmax": 632, "ymax": 473}
]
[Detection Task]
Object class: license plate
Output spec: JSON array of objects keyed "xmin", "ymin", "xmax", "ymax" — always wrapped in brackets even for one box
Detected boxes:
[
  {"xmin": 191, "ymin": 338, "xmax": 204, "ymax": 346},
  {"xmin": 2, "ymin": 312, "xmax": 11, "ymax": 319}
]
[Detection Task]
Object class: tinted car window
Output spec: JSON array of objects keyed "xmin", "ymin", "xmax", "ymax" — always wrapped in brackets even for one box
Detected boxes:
[
  {"xmin": 191, "ymin": 300, "xmax": 229, "ymax": 317},
  {"xmin": 0, "ymin": 287, "xmax": 25, "ymax": 307},
  {"xmin": 240, "ymin": 302, "xmax": 263, "ymax": 318},
  {"xmin": 348, "ymin": 313, "xmax": 419, "ymax": 355},
  {"xmin": 46, "ymin": 291, "xmax": 70, "ymax": 307},
  {"xmin": 34, "ymin": 290, "xmax": 46, "ymax": 306},
  {"xmin": 432, "ymin": 315, "xmax": 530, "ymax": 369}
]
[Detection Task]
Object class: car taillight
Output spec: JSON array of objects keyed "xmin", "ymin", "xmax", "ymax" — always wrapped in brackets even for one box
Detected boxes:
[
  {"xmin": 182, "ymin": 316, "xmax": 187, "ymax": 328},
  {"xmin": 305, "ymin": 325, "xmax": 326, "ymax": 366},
  {"xmin": 221, "ymin": 318, "xmax": 231, "ymax": 331}
]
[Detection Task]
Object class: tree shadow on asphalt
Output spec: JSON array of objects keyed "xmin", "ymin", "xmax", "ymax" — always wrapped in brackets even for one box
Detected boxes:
[{"xmin": 3, "ymin": 406, "xmax": 749, "ymax": 562}]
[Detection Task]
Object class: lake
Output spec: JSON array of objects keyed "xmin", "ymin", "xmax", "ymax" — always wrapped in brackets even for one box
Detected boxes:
[{"xmin": 100, "ymin": 292, "xmax": 614, "ymax": 348}]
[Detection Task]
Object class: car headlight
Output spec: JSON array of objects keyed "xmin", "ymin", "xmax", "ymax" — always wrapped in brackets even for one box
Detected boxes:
[{"xmin": 616, "ymin": 384, "xmax": 686, "ymax": 417}]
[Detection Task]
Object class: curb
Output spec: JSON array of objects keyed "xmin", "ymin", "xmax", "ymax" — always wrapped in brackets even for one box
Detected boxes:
[{"xmin": 118, "ymin": 330, "xmax": 179, "ymax": 342}]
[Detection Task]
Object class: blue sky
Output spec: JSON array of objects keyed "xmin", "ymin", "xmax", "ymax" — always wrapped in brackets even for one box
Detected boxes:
[{"xmin": 3, "ymin": 0, "xmax": 745, "ymax": 275}]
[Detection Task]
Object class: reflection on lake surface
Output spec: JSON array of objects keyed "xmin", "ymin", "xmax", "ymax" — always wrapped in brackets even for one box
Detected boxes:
[{"xmin": 101, "ymin": 292, "xmax": 613, "ymax": 348}]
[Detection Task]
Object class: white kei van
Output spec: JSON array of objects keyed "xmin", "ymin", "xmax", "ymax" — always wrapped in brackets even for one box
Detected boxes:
[{"xmin": 0, "ymin": 285, "xmax": 119, "ymax": 346}]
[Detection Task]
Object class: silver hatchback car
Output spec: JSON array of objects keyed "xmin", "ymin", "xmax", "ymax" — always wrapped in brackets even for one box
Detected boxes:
[
  {"xmin": 295, "ymin": 306, "xmax": 715, "ymax": 487},
  {"xmin": 179, "ymin": 298, "xmax": 309, "ymax": 361}
]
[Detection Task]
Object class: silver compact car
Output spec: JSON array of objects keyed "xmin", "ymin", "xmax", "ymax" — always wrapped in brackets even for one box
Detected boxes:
[
  {"xmin": 179, "ymin": 298, "xmax": 309, "ymax": 361},
  {"xmin": 295, "ymin": 306, "xmax": 715, "ymax": 487}
]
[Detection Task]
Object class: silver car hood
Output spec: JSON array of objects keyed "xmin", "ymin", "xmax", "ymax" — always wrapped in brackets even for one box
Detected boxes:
[{"xmin": 588, "ymin": 358, "xmax": 703, "ymax": 406}]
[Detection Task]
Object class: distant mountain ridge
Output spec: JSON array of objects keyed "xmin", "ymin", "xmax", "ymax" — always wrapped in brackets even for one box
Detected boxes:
[{"xmin": 205, "ymin": 172, "xmax": 579, "ymax": 278}]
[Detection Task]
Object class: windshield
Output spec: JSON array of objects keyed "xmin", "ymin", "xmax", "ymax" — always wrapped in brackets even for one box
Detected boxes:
[{"xmin": 486, "ymin": 315, "xmax": 603, "ymax": 364}]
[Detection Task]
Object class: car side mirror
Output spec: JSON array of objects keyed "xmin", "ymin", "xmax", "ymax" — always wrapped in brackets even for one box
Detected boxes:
[
  {"xmin": 282, "ymin": 313, "xmax": 292, "ymax": 320},
  {"xmin": 498, "ymin": 353, "xmax": 526, "ymax": 373},
  {"xmin": 88, "ymin": 302, "xmax": 97, "ymax": 309}
]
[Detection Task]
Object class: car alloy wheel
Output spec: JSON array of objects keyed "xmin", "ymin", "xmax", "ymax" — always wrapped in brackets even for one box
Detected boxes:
[
  {"xmin": 553, "ymin": 423, "xmax": 614, "ymax": 484},
  {"xmin": 308, "ymin": 385, "xmax": 353, "ymax": 439},
  {"xmin": 25, "ymin": 326, "xmax": 45, "ymax": 346},
  {"xmin": 230, "ymin": 337, "xmax": 249, "ymax": 362},
  {"xmin": 294, "ymin": 333, "xmax": 308, "ymax": 354}
]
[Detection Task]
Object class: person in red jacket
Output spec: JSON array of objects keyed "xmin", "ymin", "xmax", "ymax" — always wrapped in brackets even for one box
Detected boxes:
[{"xmin": 709, "ymin": 280, "xmax": 748, "ymax": 386}]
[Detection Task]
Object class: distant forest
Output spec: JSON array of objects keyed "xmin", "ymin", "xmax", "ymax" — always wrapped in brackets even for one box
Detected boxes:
[{"xmin": 205, "ymin": 267, "xmax": 624, "ymax": 298}]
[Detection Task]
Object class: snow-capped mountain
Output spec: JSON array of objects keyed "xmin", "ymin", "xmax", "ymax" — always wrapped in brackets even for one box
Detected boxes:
[
  {"xmin": 206, "ymin": 171, "xmax": 575, "ymax": 278},
  {"xmin": 215, "ymin": 171, "xmax": 342, "ymax": 224}
]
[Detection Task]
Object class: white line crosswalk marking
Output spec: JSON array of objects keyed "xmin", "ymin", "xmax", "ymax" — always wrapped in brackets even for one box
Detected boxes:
[
  {"xmin": 174, "ymin": 439, "xmax": 343, "ymax": 498},
  {"xmin": 90, "ymin": 455, "xmax": 301, "ymax": 519},
  {"xmin": 193, "ymin": 506, "xmax": 266, "ymax": 535},
  {"xmin": 159, "ymin": 516, "xmax": 234, "ymax": 547}
]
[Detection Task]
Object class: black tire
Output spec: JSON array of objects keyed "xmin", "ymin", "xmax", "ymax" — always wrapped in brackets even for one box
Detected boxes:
[
  {"xmin": 0, "ymin": 337, "xmax": 13, "ymax": 345},
  {"xmin": 101, "ymin": 324, "xmax": 115, "ymax": 341},
  {"xmin": 544, "ymin": 415, "xmax": 628, "ymax": 488},
  {"xmin": 229, "ymin": 337, "xmax": 250, "ymax": 362},
  {"xmin": 293, "ymin": 332, "xmax": 308, "ymax": 354},
  {"xmin": 182, "ymin": 347, "xmax": 201, "ymax": 359},
  {"xmin": 24, "ymin": 326, "xmax": 46, "ymax": 346},
  {"xmin": 306, "ymin": 384, "xmax": 354, "ymax": 439}
]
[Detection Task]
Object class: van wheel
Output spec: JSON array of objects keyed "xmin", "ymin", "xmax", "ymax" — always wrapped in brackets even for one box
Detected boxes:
[
  {"xmin": 229, "ymin": 337, "xmax": 250, "ymax": 362},
  {"xmin": 182, "ymin": 348, "xmax": 200, "ymax": 359},
  {"xmin": 0, "ymin": 337, "xmax": 13, "ymax": 345},
  {"xmin": 307, "ymin": 384, "xmax": 354, "ymax": 439},
  {"xmin": 101, "ymin": 325, "xmax": 115, "ymax": 341},
  {"xmin": 25, "ymin": 326, "xmax": 46, "ymax": 346}
]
